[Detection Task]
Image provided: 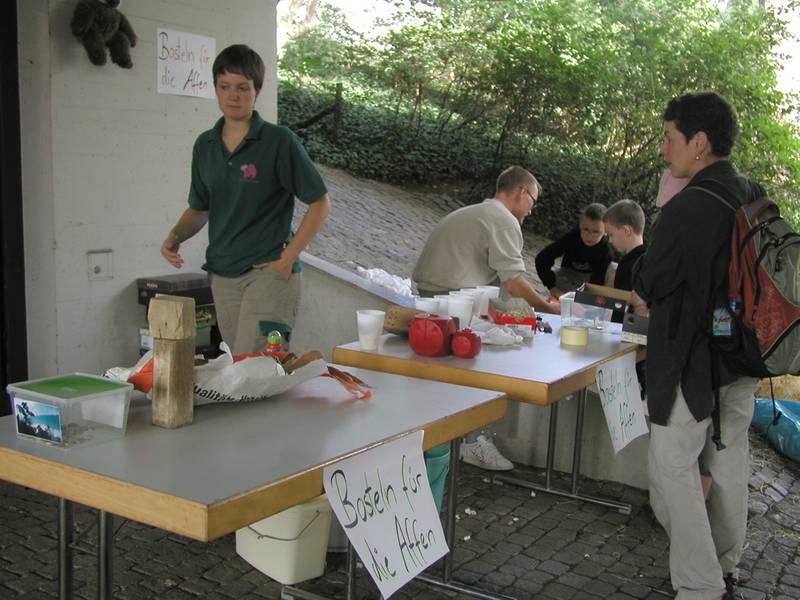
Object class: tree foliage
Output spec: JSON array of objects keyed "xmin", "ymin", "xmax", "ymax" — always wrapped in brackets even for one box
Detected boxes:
[{"xmin": 279, "ymin": 0, "xmax": 800, "ymax": 234}]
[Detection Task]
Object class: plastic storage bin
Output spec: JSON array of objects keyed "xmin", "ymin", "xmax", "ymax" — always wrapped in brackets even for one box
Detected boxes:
[
  {"xmin": 236, "ymin": 494, "xmax": 332, "ymax": 585},
  {"xmin": 8, "ymin": 373, "xmax": 133, "ymax": 447},
  {"xmin": 559, "ymin": 291, "xmax": 614, "ymax": 330}
]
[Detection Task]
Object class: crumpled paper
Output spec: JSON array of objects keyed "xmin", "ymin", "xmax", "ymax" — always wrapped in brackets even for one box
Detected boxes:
[
  {"xmin": 356, "ymin": 266, "xmax": 413, "ymax": 297},
  {"xmin": 468, "ymin": 320, "xmax": 530, "ymax": 345}
]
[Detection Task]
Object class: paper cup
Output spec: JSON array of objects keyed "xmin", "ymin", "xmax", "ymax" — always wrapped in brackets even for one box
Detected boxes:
[
  {"xmin": 455, "ymin": 289, "xmax": 483, "ymax": 317},
  {"xmin": 414, "ymin": 297, "xmax": 439, "ymax": 313},
  {"xmin": 447, "ymin": 297, "xmax": 473, "ymax": 328},
  {"xmin": 434, "ymin": 295, "xmax": 450, "ymax": 314},
  {"xmin": 462, "ymin": 288, "xmax": 489, "ymax": 316},
  {"xmin": 356, "ymin": 309, "xmax": 385, "ymax": 351}
]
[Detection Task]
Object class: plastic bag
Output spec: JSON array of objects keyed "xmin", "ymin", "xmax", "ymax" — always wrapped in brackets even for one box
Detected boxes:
[
  {"xmin": 106, "ymin": 343, "xmax": 370, "ymax": 404},
  {"xmin": 752, "ymin": 398, "xmax": 800, "ymax": 463}
]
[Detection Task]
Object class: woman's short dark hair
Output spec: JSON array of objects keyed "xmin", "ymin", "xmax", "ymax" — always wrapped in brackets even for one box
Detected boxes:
[
  {"xmin": 662, "ymin": 92, "xmax": 737, "ymax": 157},
  {"xmin": 212, "ymin": 45, "xmax": 265, "ymax": 92}
]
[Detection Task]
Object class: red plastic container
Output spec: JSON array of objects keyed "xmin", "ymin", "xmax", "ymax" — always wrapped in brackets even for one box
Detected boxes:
[
  {"xmin": 488, "ymin": 302, "xmax": 537, "ymax": 326},
  {"xmin": 408, "ymin": 314, "xmax": 456, "ymax": 357},
  {"xmin": 451, "ymin": 328, "xmax": 481, "ymax": 358}
]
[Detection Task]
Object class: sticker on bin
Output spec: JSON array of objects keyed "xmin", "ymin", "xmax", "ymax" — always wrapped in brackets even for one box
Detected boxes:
[{"xmin": 323, "ymin": 430, "xmax": 448, "ymax": 599}]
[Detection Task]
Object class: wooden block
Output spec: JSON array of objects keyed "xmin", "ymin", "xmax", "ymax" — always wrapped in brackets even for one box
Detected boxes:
[
  {"xmin": 148, "ymin": 295, "xmax": 196, "ymax": 340},
  {"xmin": 151, "ymin": 338, "xmax": 194, "ymax": 428}
]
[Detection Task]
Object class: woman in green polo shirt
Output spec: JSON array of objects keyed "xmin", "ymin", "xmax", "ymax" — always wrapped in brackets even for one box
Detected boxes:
[{"xmin": 160, "ymin": 44, "xmax": 331, "ymax": 354}]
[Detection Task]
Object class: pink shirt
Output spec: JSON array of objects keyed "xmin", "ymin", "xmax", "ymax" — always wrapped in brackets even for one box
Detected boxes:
[{"xmin": 656, "ymin": 169, "xmax": 690, "ymax": 207}]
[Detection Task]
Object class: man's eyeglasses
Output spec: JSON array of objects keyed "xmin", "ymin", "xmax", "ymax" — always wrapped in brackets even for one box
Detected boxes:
[{"xmin": 522, "ymin": 187, "xmax": 537, "ymax": 204}]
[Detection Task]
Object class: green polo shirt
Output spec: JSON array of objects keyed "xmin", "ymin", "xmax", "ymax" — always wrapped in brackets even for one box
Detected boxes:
[{"xmin": 188, "ymin": 111, "xmax": 327, "ymax": 277}]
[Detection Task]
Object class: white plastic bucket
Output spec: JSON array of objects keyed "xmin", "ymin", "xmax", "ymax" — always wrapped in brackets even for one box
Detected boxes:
[{"xmin": 235, "ymin": 494, "xmax": 332, "ymax": 585}]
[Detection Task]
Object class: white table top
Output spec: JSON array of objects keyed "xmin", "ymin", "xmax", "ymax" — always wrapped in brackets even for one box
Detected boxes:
[
  {"xmin": 0, "ymin": 365, "xmax": 505, "ymax": 540},
  {"xmin": 333, "ymin": 316, "xmax": 644, "ymax": 405}
]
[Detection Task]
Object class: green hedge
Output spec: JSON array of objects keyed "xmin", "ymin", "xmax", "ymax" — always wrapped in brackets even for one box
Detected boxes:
[{"xmin": 278, "ymin": 78, "xmax": 662, "ymax": 238}]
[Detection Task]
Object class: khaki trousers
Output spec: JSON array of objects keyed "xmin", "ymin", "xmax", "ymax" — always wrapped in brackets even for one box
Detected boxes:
[
  {"xmin": 648, "ymin": 377, "xmax": 757, "ymax": 600},
  {"xmin": 210, "ymin": 268, "xmax": 300, "ymax": 355}
]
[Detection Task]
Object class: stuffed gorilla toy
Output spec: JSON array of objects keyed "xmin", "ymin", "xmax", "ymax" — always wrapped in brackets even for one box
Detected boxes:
[{"xmin": 71, "ymin": 0, "xmax": 137, "ymax": 68}]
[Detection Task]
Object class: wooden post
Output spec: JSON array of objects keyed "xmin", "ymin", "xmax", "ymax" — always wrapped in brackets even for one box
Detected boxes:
[{"xmin": 148, "ymin": 295, "xmax": 196, "ymax": 428}]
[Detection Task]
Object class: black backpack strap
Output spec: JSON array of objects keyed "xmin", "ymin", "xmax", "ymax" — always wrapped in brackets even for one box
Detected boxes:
[
  {"xmin": 710, "ymin": 344, "xmax": 726, "ymax": 451},
  {"xmin": 766, "ymin": 377, "xmax": 784, "ymax": 430},
  {"xmin": 690, "ymin": 178, "xmax": 741, "ymax": 212},
  {"xmin": 689, "ymin": 177, "xmax": 754, "ymax": 450}
]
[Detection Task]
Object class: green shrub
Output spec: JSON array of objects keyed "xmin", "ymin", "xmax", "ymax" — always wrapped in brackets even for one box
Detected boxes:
[{"xmin": 278, "ymin": 0, "xmax": 800, "ymax": 235}]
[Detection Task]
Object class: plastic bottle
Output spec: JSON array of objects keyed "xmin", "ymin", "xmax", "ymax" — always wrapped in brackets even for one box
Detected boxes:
[{"xmin": 265, "ymin": 330, "xmax": 283, "ymax": 353}]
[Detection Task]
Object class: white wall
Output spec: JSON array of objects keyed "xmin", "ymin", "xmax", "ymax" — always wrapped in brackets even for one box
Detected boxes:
[{"xmin": 18, "ymin": 0, "xmax": 277, "ymax": 377}]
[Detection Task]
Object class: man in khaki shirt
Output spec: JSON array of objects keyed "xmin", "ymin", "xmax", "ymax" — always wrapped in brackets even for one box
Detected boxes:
[
  {"xmin": 412, "ymin": 166, "xmax": 557, "ymax": 471},
  {"xmin": 413, "ymin": 165, "xmax": 557, "ymax": 314}
]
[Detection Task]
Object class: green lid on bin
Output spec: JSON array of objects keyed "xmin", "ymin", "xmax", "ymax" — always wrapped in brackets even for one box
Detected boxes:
[{"xmin": 14, "ymin": 375, "xmax": 129, "ymax": 399}]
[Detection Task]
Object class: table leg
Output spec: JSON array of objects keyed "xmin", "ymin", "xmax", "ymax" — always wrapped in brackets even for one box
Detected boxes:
[
  {"xmin": 545, "ymin": 401, "xmax": 558, "ymax": 488},
  {"xmin": 280, "ymin": 587, "xmax": 330, "ymax": 600},
  {"xmin": 443, "ymin": 437, "xmax": 459, "ymax": 582},
  {"xmin": 571, "ymin": 388, "xmax": 587, "ymax": 495},
  {"xmin": 97, "ymin": 511, "xmax": 113, "ymax": 600},
  {"xmin": 58, "ymin": 498, "xmax": 73, "ymax": 600},
  {"xmin": 496, "ymin": 391, "xmax": 632, "ymax": 514},
  {"xmin": 414, "ymin": 438, "xmax": 517, "ymax": 600},
  {"xmin": 346, "ymin": 541, "xmax": 357, "ymax": 600}
]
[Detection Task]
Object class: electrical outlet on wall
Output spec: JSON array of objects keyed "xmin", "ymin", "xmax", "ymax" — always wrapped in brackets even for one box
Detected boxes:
[{"xmin": 87, "ymin": 249, "xmax": 113, "ymax": 281}]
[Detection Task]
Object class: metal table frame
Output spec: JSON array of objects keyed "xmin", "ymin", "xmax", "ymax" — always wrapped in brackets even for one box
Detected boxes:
[
  {"xmin": 2, "ymin": 367, "xmax": 508, "ymax": 600},
  {"xmin": 332, "ymin": 323, "xmax": 645, "ymax": 516},
  {"xmin": 496, "ymin": 388, "xmax": 631, "ymax": 514},
  {"xmin": 56, "ymin": 438, "xmax": 516, "ymax": 600}
]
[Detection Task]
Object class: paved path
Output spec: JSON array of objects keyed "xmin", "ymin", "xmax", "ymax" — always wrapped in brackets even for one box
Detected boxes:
[
  {"xmin": 3, "ymin": 167, "xmax": 800, "ymax": 599},
  {"xmin": 294, "ymin": 165, "xmax": 553, "ymax": 293},
  {"xmin": 1, "ymin": 433, "xmax": 798, "ymax": 599}
]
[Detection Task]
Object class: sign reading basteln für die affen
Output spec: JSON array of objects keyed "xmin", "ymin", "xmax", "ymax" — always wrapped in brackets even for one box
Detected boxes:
[
  {"xmin": 323, "ymin": 430, "xmax": 448, "ymax": 598},
  {"xmin": 156, "ymin": 28, "xmax": 215, "ymax": 99}
]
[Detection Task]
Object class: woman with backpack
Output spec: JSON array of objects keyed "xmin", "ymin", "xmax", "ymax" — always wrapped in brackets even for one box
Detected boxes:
[{"xmin": 633, "ymin": 92, "xmax": 762, "ymax": 600}]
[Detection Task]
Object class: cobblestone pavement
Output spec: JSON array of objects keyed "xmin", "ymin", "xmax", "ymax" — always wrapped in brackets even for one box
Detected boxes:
[
  {"xmin": 1, "ymin": 433, "xmax": 799, "ymax": 600},
  {"xmin": 3, "ymin": 167, "xmax": 800, "ymax": 599}
]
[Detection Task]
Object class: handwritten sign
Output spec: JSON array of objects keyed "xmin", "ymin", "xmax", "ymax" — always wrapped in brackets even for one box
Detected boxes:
[
  {"xmin": 595, "ymin": 353, "xmax": 649, "ymax": 453},
  {"xmin": 156, "ymin": 29, "xmax": 215, "ymax": 98},
  {"xmin": 323, "ymin": 430, "xmax": 447, "ymax": 598}
]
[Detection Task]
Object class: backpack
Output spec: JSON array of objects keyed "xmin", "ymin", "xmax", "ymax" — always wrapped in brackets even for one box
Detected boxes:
[
  {"xmin": 691, "ymin": 178, "xmax": 800, "ymax": 379},
  {"xmin": 689, "ymin": 178, "xmax": 800, "ymax": 449}
]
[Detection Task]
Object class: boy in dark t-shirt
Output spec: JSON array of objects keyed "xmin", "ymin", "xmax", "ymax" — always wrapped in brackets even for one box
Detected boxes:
[
  {"xmin": 603, "ymin": 199, "xmax": 646, "ymax": 291},
  {"xmin": 535, "ymin": 203, "xmax": 613, "ymax": 297}
]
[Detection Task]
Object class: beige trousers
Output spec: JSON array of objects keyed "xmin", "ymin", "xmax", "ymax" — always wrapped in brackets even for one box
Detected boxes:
[
  {"xmin": 648, "ymin": 377, "xmax": 758, "ymax": 600},
  {"xmin": 210, "ymin": 268, "xmax": 300, "ymax": 355}
]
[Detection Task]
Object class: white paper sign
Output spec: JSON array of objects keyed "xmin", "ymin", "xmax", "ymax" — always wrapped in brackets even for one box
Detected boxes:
[
  {"xmin": 156, "ymin": 29, "xmax": 215, "ymax": 98},
  {"xmin": 595, "ymin": 353, "xmax": 649, "ymax": 453},
  {"xmin": 323, "ymin": 430, "xmax": 448, "ymax": 598}
]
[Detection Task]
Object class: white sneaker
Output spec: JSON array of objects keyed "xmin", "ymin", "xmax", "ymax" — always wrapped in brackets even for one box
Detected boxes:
[{"xmin": 459, "ymin": 435, "xmax": 514, "ymax": 471}]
